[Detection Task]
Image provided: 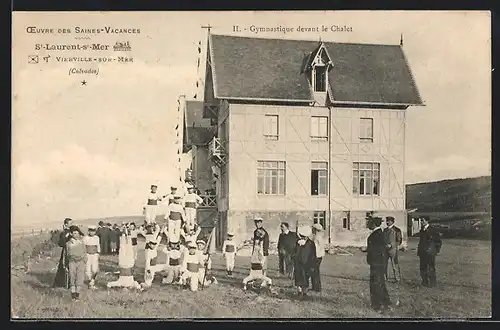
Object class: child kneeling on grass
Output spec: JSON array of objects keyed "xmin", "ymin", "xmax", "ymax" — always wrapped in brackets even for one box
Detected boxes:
[
  {"xmin": 67, "ymin": 225, "xmax": 86, "ymax": 301},
  {"xmin": 243, "ymin": 229, "xmax": 272, "ymax": 291}
]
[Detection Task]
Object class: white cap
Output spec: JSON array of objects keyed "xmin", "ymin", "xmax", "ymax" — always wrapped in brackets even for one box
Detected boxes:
[
  {"xmin": 227, "ymin": 231, "xmax": 234, "ymax": 236},
  {"xmin": 297, "ymin": 225, "xmax": 312, "ymax": 237},
  {"xmin": 185, "ymin": 183, "xmax": 194, "ymax": 189},
  {"xmin": 253, "ymin": 216, "xmax": 263, "ymax": 222},
  {"xmin": 196, "ymin": 240, "xmax": 206, "ymax": 246},
  {"xmin": 187, "ymin": 241, "xmax": 197, "ymax": 248},
  {"xmin": 88, "ymin": 225, "xmax": 97, "ymax": 230}
]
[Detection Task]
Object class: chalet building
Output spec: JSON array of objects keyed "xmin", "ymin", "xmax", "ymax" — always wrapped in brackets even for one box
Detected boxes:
[{"xmin": 182, "ymin": 34, "xmax": 423, "ymax": 248}]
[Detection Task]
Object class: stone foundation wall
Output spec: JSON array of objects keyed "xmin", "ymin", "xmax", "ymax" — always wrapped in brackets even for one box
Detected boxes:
[{"xmin": 224, "ymin": 210, "xmax": 407, "ymax": 253}]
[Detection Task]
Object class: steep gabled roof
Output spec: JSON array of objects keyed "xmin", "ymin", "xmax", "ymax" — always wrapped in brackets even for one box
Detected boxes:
[{"xmin": 209, "ymin": 34, "xmax": 423, "ymax": 105}]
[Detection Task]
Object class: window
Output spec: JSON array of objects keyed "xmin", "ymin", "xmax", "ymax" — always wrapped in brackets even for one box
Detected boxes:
[
  {"xmin": 257, "ymin": 161, "xmax": 286, "ymax": 195},
  {"xmin": 311, "ymin": 162, "xmax": 328, "ymax": 196},
  {"xmin": 342, "ymin": 216, "xmax": 351, "ymax": 230},
  {"xmin": 360, "ymin": 118, "xmax": 374, "ymax": 143},
  {"xmin": 313, "ymin": 211, "xmax": 326, "ymax": 229},
  {"xmin": 353, "ymin": 162, "xmax": 380, "ymax": 196},
  {"xmin": 264, "ymin": 115, "xmax": 279, "ymax": 140},
  {"xmin": 313, "ymin": 66, "xmax": 327, "ymax": 92},
  {"xmin": 311, "ymin": 116, "xmax": 328, "ymax": 141}
]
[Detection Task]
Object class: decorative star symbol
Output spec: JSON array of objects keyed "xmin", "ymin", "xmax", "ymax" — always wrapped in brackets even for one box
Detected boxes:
[{"xmin": 81, "ymin": 80, "xmax": 87, "ymax": 86}]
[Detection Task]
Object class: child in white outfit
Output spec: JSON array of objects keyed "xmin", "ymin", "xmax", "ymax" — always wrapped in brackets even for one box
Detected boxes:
[{"xmin": 222, "ymin": 232, "xmax": 237, "ymax": 276}]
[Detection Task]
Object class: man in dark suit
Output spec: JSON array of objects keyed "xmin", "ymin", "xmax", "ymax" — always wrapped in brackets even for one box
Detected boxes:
[
  {"xmin": 253, "ymin": 216, "xmax": 269, "ymax": 276},
  {"xmin": 367, "ymin": 217, "xmax": 392, "ymax": 313},
  {"xmin": 277, "ymin": 222, "xmax": 297, "ymax": 279},
  {"xmin": 384, "ymin": 216, "xmax": 402, "ymax": 282},
  {"xmin": 417, "ymin": 217, "xmax": 442, "ymax": 287}
]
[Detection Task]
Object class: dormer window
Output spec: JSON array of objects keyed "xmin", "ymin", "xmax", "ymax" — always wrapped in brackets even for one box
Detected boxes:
[
  {"xmin": 310, "ymin": 46, "xmax": 331, "ymax": 93},
  {"xmin": 313, "ymin": 65, "xmax": 327, "ymax": 92}
]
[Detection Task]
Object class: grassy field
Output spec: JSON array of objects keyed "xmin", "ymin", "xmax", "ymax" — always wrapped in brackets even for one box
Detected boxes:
[{"xmin": 11, "ymin": 236, "xmax": 491, "ymax": 319}]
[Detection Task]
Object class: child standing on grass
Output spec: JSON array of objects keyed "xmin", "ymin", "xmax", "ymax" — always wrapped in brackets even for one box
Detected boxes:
[
  {"xmin": 83, "ymin": 225, "xmax": 100, "ymax": 289},
  {"xmin": 67, "ymin": 225, "xmax": 86, "ymax": 301},
  {"xmin": 222, "ymin": 232, "xmax": 237, "ymax": 276},
  {"xmin": 243, "ymin": 229, "xmax": 272, "ymax": 290}
]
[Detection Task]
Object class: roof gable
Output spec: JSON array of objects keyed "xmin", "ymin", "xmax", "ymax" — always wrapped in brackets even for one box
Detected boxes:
[
  {"xmin": 209, "ymin": 34, "xmax": 423, "ymax": 106},
  {"xmin": 183, "ymin": 100, "xmax": 216, "ymax": 148}
]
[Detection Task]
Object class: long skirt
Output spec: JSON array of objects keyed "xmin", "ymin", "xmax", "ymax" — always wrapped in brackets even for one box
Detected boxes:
[
  {"xmin": 294, "ymin": 264, "xmax": 312, "ymax": 288},
  {"xmin": 52, "ymin": 248, "xmax": 70, "ymax": 288}
]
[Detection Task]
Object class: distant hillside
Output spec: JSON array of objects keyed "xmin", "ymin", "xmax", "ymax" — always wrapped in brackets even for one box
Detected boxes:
[{"xmin": 406, "ymin": 176, "xmax": 491, "ymax": 213}]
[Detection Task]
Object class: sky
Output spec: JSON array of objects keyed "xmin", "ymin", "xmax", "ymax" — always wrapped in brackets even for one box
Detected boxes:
[{"xmin": 12, "ymin": 11, "xmax": 491, "ymax": 227}]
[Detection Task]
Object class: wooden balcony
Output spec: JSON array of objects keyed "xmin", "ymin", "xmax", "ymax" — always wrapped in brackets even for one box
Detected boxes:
[
  {"xmin": 198, "ymin": 194, "xmax": 217, "ymax": 208},
  {"xmin": 208, "ymin": 137, "xmax": 226, "ymax": 167}
]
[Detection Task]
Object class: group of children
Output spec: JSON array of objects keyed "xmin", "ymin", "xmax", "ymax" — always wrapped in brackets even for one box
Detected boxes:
[{"xmin": 57, "ymin": 181, "xmax": 324, "ymax": 301}]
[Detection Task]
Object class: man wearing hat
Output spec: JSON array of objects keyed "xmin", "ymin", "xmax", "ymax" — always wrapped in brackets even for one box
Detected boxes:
[
  {"xmin": 417, "ymin": 217, "xmax": 442, "ymax": 288},
  {"xmin": 222, "ymin": 231, "xmax": 237, "ymax": 276},
  {"xmin": 183, "ymin": 183, "xmax": 204, "ymax": 230},
  {"xmin": 277, "ymin": 222, "xmax": 297, "ymax": 279},
  {"xmin": 145, "ymin": 184, "xmax": 161, "ymax": 224},
  {"xmin": 252, "ymin": 216, "xmax": 270, "ymax": 276},
  {"xmin": 166, "ymin": 193, "xmax": 186, "ymax": 243},
  {"xmin": 83, "ymin": 225, "xmax": 100, "ymax": 289},
  {"xmin": 311, "ymin": 223, "xmax": 325, "ymax": 292},
  {"xmin": 384, "ymin": 216, "xmax": 402, "ymax": 283},
  {"xmin": 366, "ymin": 217, "xmax": 392, "ymax": 313}
]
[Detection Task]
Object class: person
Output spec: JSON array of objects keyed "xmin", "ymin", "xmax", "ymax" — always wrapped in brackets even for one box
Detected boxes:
[
  {"xmin": 222, "ymin": 232, "xmax": 237, "ymax": 276},
  {"xmin": 53, "ymin": 218, "xmax": 73, "ymax": 288},
  {"xmin": 166, "ymin": 194, "xmax": 186, "ymax": 243},
  {"xmin": 162, "ymin": 186, "xmax": 178, "ymax": 206},
  {"xmin": 128, "ymin": 222, "xmax": 139, "ymax": 262},
  {"xmin": 83, "ymin": 225, "xmax": 100, "ymax": 289},
  {"xmin": 197, "ymin": 240, "xmax": 216, "ymax": 287},
  {"xmin": 110, "ymin": 224, "xmax": 119, "ymax": 255},
  {"xmin": 384, "ymin": 216, "xmax": 402, "ymax": 283},
  {"xmin": 145, "ymin": 184, "xmax": 161, "ymax": 224},
  {"xmin": 179, "ymin": 241, "xmax": 203, "ymax": 291},
  {"xmin": 252, "ymin": 216, "xmax": 269, "ymax": 276},
  {"xmin": 181, "ymin": 224, "xmax": 201, "ymax": 245},
  {"xmin": 243, "ymin": 229, "xmax": 272, "ymax": 291},
  {"xmin": 417, "ymin": 217, "xmax": 442, "ymax": 287},
  {"xmin": 141, "ymin": 224, "xmax": 164, "ymax": 288},
  {"xmin": 311, "ymin": 223, "xmax": 325, "ymax": 292},
  {"xmin": 162, "ymin": 240, "xmax": 184, "ymax": 285},
  {"xmin": 66, "ymin": 225, "xmax": 86, "ymax": 301},
  {"xmin": 96, "ymin": 221, "xmax": 109, "ymax": 256},
  {"xmin": 183, "ymin": 184, "xmax": 204, "ymax": 230},
  {"xmin": 294, "ymin": 225, "xmax": 316, "ymax": 298},
  {"xmin": 367, "ymin": 217, "xmax": 392, "ymax": 313},
  {"xmin": 107, "ymin": 226, "xmax": 142, "ymax": 290},
  {"xmin": 105, "ymin": 223, "xmax": 113, "ymax": 254},
  {"xmin": 277, "ymin": 222, "xmax": 297, "ymax": 279}
]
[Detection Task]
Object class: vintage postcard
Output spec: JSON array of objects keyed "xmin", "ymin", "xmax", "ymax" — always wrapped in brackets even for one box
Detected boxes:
[{"xmin": 11, "ymin": 11, "xmax": 491, "ymax": 319}]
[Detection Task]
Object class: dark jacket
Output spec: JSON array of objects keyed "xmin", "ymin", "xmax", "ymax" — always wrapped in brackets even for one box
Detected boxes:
[
  {"xmin": 277, "ymin": 231, "xmax": 298, "ymax": 254},
  {"xmin": 383, "ymin": 225, "xmax": 401, "ymax": 257},
  {"xmin": 417, "ymin": 225, "xmax": 442, "ymax": 257},
  {"xmin": 253, "ymin": 228, "xmax": 270, "ymax": 256},
  {"xmin": 367, "ymin": 228, "xmax": 387, "ymax": 266},
  {"xmin": 293, "ymin": 239, "xmax": 316, "ymax": 287}
]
